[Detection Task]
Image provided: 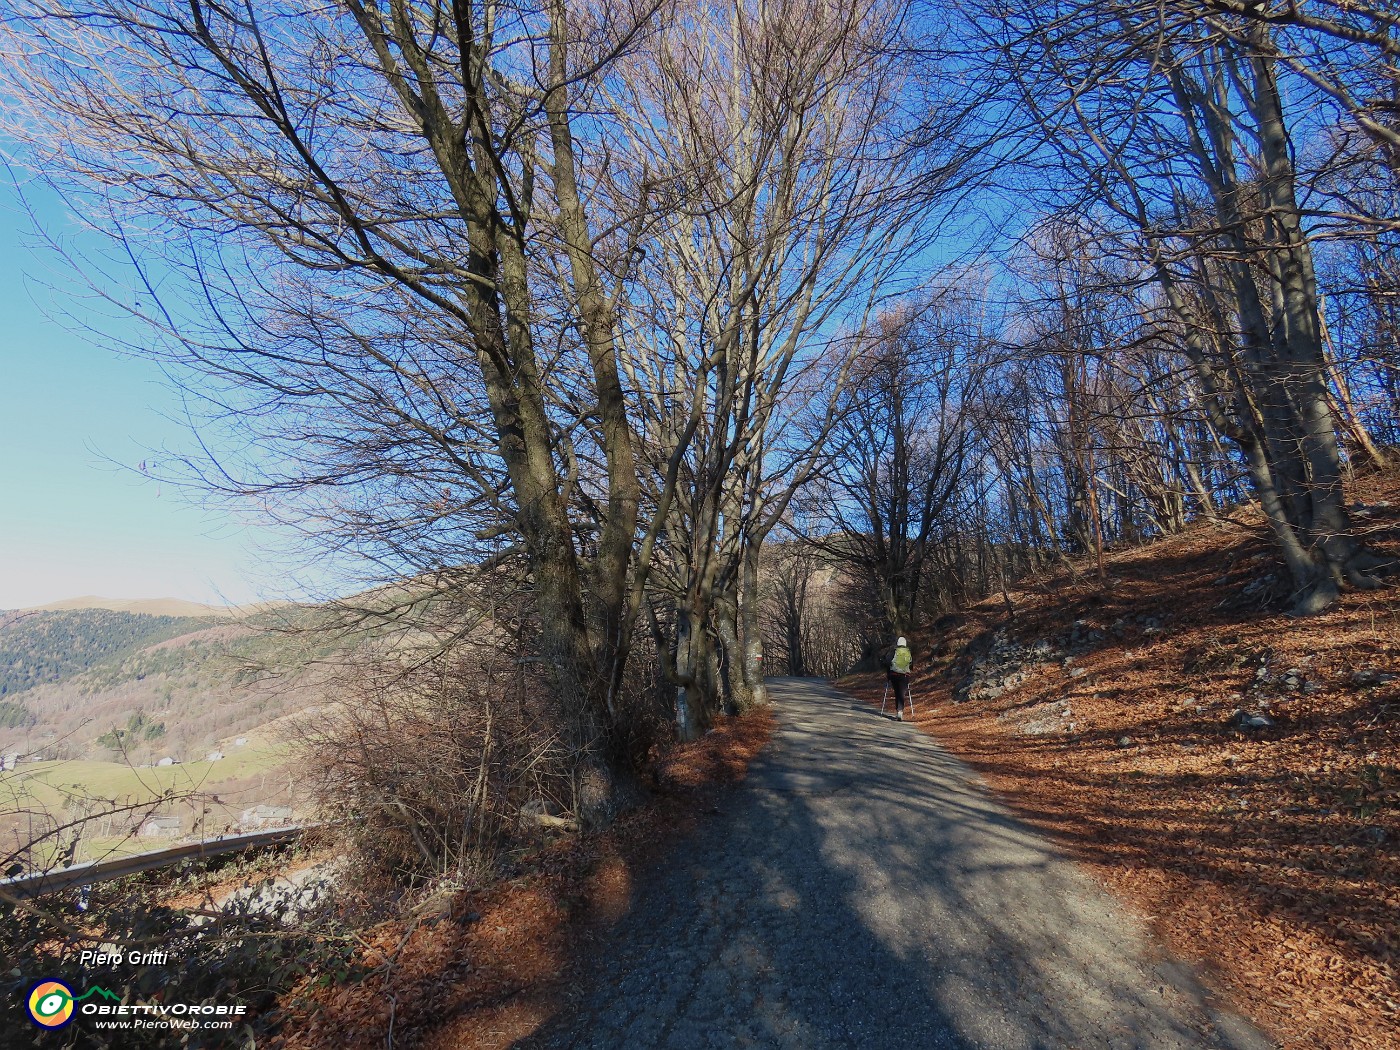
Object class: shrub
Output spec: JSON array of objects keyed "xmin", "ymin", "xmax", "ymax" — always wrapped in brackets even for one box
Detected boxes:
[{"xmin": 297, "ymin": 650, "xmax": 579, "ymax": 887}]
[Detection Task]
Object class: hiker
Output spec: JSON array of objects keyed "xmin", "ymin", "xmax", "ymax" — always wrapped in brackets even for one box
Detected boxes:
[{"xmin": 888, "ymin": 636, "xmax": 913, "ymax": 720}]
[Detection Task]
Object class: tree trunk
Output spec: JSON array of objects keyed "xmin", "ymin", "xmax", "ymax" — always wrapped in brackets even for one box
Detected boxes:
[
  {"xmin": 738, "ymin": 539, "xmax": 768, "ymax": 705},
  {"xmin": 672, "ymin": 604, "xmax": 711, "ymax": 742},
  {"xmin": 713, "ymin": 586, "xmax": 743, "ymax": 712}
]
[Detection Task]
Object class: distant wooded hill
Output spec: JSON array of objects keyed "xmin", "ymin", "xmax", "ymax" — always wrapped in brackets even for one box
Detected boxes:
[
  {"xmin": 18, "ymin": 596, "xmax": 246, "ymax": 617},
  {"xmin": 0, "ymin": 604, "xmax": 345, "ymax": 764},
  {"xmin": 0, "ymin": 610, "xmax": 213, "ymax": 698}
]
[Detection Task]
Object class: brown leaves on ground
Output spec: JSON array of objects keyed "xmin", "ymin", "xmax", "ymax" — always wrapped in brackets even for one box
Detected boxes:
[
  {"xmin": 267, "ymin": 707, "xmax": 774, "ymax": 1050},
  {"xmin": 845, "ymin": 475, "xmax": 1400, "ymax": 1050}
]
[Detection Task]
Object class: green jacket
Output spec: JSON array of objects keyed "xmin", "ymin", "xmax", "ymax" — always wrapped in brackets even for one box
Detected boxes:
[{"xmin": 891, "ymin": 645, "xmax": 913, "ymax": 674}]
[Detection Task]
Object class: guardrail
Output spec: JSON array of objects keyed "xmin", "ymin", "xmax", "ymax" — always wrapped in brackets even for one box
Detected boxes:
[{"xmin": 0, "ymin": 825, "xmax": 315, "ymax": 901}]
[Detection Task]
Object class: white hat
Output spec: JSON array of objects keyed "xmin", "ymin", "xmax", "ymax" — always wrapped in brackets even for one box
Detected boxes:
[{"xmin": 896, "ymin": 636, "xmax": 907, "ymax": 647}]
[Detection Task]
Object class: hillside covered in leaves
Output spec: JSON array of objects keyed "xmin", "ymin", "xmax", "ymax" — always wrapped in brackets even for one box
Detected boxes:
[{"xmin": 842, "ymin": 474, "xmax": 1400, "ymax": 1050}]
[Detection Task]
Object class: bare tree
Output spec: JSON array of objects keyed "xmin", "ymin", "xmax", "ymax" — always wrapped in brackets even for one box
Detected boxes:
[
  {"xmin": 1193, "ymin": 0, "xmax": 1400, "ymax": 171},
  {"xmin": 757, "ymin": 534, "xmax": 863, "ymax": 678},
  {"xmin": 0, "ymin": 0, "xmax": 692, "ymax": 773},
  {"xmin": 980, "ymin": 0, "xmax": 1393, "ymax": 611},
  {"xmin": 802, "ymin": 284, "xmax": 993, "ymax": 639},
  {"xmin": 602, "ymin": 0, "xmax": 953, "ymax": 736}
]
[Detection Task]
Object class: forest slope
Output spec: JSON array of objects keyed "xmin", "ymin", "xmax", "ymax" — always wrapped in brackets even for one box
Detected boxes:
[
  {"xmin": 0, "ymin": 608, "xmax": 213, "ymax": 700},
  {"xmin": 843, "ymin": 471, "xmax": 1400, "ymax": 1050},
  {"xmin": 0, "ymin": 605, "xmax": 345, "ymax": 762}
]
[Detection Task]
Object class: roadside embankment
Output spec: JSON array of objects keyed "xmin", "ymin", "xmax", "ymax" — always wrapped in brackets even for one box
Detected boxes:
[
  {"xmin": 843, "ymin": 491, "xmax": 1400, "ymax": 1050},
  {"xmin": 269, "ymin": 707, "xmax": 774, "ymax": 1049}
]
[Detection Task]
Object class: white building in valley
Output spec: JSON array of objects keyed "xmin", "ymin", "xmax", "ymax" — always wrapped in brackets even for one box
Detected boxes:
[
  {"xmin": 239, "ymin": 805, "xmax": 293, "ymax": 830},
  {"xmin": 139, "ymin": 815, "xmax": 182, "ymax": 838}
]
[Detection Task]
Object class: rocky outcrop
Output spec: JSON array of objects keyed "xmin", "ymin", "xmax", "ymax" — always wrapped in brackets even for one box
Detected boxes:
[
  {"xmin": 1001, "ymin": 697, "xmax": 1075, "ymax": 736},
  {"xmin": 953, "ymin": 631, "xmax": 1059, "ymax": 703},
  {"xmin": 952, "ymin": 618, "xmax": 1126, "ymax": 703}
]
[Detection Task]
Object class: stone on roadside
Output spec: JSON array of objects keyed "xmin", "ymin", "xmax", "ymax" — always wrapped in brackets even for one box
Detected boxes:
[
  {"xmin": 1351, "ymin": 669, "xmax": 1396, "ymax": 688},
  {"xmin": 1228, "ymin": 709, "xmax": 1274, "ymax": 730},
  {"xmin": 1358, "ymin": 826, "xmax": 1388, "ymax": 845}
]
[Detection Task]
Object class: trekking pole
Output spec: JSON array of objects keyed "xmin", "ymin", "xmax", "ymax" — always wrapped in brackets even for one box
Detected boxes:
[{"xmin": 880, "ymin": 680, "xmax": 889, "ymax": 715}]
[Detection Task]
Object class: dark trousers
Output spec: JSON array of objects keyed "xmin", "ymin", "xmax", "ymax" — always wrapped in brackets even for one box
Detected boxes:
[{"xmin": 887, "ymin": 672, "xmax": 909, "ymax": 710}]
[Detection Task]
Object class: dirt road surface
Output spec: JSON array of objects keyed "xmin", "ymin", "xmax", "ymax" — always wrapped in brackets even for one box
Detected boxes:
[{"xmin": 520, "ymin": 678, "xmax": 1274, "ymax": 1049}]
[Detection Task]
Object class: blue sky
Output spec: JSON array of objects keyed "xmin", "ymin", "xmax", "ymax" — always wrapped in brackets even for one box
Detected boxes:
[{"xmin": 0, "ymin": 178, "xmax": 307, "ymax": 610}]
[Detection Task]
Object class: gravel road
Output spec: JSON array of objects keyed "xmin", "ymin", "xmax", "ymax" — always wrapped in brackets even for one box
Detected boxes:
[{"xmin": 520, "ymin": 677, "xmax": 1275, "ymax": 1050}]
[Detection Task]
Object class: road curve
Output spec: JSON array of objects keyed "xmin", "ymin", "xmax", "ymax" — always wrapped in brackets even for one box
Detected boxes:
[{"xmin": 518, "ymin": 677, "xmax": 1274, "ymax": 1050}]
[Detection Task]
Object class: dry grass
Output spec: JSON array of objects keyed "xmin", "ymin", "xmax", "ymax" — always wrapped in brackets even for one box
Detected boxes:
[
  {"xmin": 844, "ymin": 473, "xmax": 1400, "ymax": 1050},
  {"xmin": 268, "ymin": 707, "xmax": 774, "ymax": 1050}
]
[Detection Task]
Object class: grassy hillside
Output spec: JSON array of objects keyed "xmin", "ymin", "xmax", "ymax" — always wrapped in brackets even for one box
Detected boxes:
[
  {"xmin": 15, "ymin": 743, "xmax": 288, "ymax": 805},
  {"xmin": 19, "ymin": 596, "xmax": 246, "ymax": 617},
  {"xmin": 0, "ymin": 587, "xmax": 467, "ymax": 865},
  {"xmin": 0, "ymin": 609, "xmax": 212, "ymax": 698},
  {"xmin": 0, "ymin": 728, "xmax": 300, "ymax": 866}
]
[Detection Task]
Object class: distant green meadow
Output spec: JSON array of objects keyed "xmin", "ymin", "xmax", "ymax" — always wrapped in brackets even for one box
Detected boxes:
[{"xmin": 2, "ymin": 735, "xmax": 295, "ymax": 865}]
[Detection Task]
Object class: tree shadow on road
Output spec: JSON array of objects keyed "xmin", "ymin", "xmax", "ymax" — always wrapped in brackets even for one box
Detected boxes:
[{"xmin": 515, "ymin": 678, "xmax": 1268, "ymax": 1050}]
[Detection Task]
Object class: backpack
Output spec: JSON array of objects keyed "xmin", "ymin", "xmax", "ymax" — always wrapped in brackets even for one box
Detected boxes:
[{"xmin": 891, "ymin": 646, "xmax": 912, "ymax": 674}]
